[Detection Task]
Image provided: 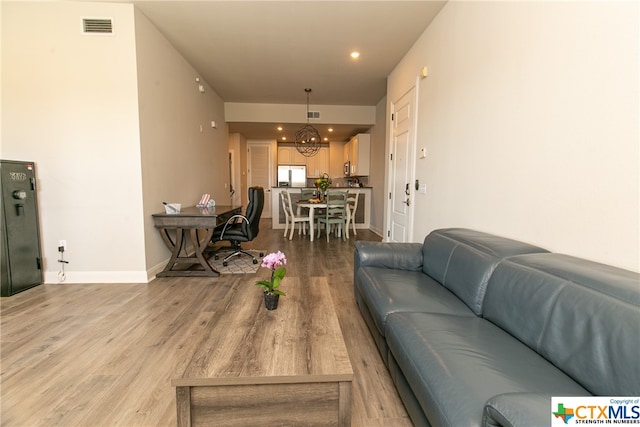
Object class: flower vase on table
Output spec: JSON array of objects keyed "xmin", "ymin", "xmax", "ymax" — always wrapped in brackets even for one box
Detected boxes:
[{"xmin": 315, "ymin": 173, "xmax": 332, "ymax": 202}]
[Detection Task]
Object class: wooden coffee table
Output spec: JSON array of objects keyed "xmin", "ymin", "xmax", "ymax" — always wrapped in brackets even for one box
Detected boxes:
[{"xmin": 172, "ymin": 276, "xmax": 353, "ymax": 426}]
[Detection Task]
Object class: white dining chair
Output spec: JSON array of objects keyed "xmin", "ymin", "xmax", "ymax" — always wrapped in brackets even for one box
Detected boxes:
[
  {"xmin": 280, "ymin": 190, "xmax": 291, "ymax": 238},
  {"xmin": 345, "ymin": 190, "xmax": 360, "ymax": 239},
  {"xmin": 283, "ymin": 190, "xmax": 310, "ymax": 240}
]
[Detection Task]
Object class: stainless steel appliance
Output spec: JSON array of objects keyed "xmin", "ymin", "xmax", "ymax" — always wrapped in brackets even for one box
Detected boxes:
[
  {"xmin": 1, "ymin": 160, "xmax": 43, "ymax": 296},
  {"xmin": 277, "ymin": 165, "xmax": 306, "ymax": 187},
  {"xmin": 344, "ymin": 161, "xmax": 351, "ymax": 177}
]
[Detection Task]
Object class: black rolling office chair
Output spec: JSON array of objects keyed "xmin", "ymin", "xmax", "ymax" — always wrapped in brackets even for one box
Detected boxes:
[{"xmin": 211, "ymin": 186, "xmax": 264, "ymax": 266}]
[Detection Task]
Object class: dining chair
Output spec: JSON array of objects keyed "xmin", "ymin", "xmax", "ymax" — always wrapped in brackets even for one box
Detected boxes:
[
  {"xmin": 282, "ymin": 190, "xmax": 310, "ymax": 240},
  {"xmin": 300, "ymin": 188, "xmax": 316, "ymax": 200},
  {"xmin": 345, "ymin": 190, "xmax": 360, "ymax": 239},
  {"xmin": 280, "ymin": 190, "xmax": 291, "ymax": 238},
  {"xmin": 298, "ymin": 188, "xmax": 316, "ymax": 216},
  {"xmin": 316, "ymin": 190, "xmax": 348, "ymax": 242}
]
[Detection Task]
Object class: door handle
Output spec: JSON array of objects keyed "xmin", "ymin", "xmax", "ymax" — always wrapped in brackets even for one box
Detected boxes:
[
  {"xmin": 405, "ymin": 183, "xmax": 410, "ymax": 196},
  {"xmin": 402, "ymin": 198, "xmax": 410, "ymax": 206},
  {"xmin": 15, "ymin": 203, "xmax": 24, "ymax": 216}
]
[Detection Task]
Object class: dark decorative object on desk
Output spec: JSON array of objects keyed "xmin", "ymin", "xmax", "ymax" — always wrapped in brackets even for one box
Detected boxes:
[{"xmin": 255, "ymin": 251, "xmax": 287, "ymax": 310}]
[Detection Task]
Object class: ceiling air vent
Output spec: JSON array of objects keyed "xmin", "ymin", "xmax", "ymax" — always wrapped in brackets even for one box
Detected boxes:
[
  {"xmin": 307, "ymin": 111, "xmax": 320, "ymax": 120},
  {"xmin": 82, "ymin": 18, "xmax": 113, "ymax": 34}
]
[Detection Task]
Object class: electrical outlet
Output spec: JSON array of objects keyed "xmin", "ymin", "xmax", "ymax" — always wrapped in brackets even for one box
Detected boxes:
[{"xmin": 58, "ymin": 240, "xmax": 67, "ymax": 251}]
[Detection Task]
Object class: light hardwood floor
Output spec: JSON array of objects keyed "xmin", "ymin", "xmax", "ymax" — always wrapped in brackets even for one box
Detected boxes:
[{"xmin": 1, "ymin": 220, "xmax": 412, "ymax": 426}]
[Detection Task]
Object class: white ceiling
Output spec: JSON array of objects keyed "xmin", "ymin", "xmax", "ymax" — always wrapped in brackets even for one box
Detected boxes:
[{"xmin": 126, "ymin": 1, "xmax": 447, "ymax": 140}]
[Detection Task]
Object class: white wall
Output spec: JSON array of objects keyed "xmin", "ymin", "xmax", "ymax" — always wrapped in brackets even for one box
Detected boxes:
[
  {"xmin": 1, "ymin": 2, "xmax": 231, "ymax": 282},
  {"xmin": 1, "ymin": 1, "xmax": 146, "ymax": 282},
  {"xmin": 387, "ymin": 1, "xmax": 639, "ymax": 271},
  {"xmin": 134, "ymin": 9, "xmax": 229, "ymax": 276},
  {"xmin": 369, "ymin": 96, "xmax": 387, "ymax": 236}
]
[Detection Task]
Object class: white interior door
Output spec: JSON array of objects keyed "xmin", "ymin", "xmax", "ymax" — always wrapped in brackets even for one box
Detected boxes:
[
  {"xmin": 247, "ymin": 142, "xmax": 272, "ymax": 218},
  {"xmin": 388, "ymin": 87, "xmax": 416, "ymax": 242}
]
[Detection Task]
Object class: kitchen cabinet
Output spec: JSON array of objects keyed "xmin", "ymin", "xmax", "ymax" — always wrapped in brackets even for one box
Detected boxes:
[
  {"xmin": 306, "ymin": 147, "xmax": 329, "ymax": 177},
  {"xmin": 277, "ymin": 146, "xmax": 306, "ymax": 165},
  {"xmin": 344, "ymin": 134, "xmax": 370, "ymax": 176}
]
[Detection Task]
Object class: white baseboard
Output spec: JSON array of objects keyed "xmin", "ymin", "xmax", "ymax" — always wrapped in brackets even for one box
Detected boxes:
[
  {"xmin": 44, "ymin": 270, "xmax": 148, "ymax": 284},
  {"xmin": 146, "ymin": 258, "xmax": 170, "ymax": 281},
  {"xmin": 370, "ymin": 225, "xmax": 384, "ymax": 238}
]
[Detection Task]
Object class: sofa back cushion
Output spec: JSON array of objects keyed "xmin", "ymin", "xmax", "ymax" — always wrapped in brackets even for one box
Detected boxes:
[
  {"xmin": 483, "ymin": 253, "xmax": 640, "ymax": 395},
  {"xmin": 422, "ymin": 228, "xmax": 548, "ymax": 315}
]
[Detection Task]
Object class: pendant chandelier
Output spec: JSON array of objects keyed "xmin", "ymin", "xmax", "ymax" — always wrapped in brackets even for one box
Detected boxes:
[{"xmin": 295, "ymin": 88, "xmax": 321, "ymax": 157}]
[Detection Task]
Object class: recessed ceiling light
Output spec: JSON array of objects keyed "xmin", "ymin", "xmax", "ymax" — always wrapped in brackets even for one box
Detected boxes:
[
  {"xmin": 323, "ymin": 137, "xmax": 329, "ymax": 142},
  {"xmin": 328, "ymin": 128, "xmax": 334, "ymax": 132},
  {"xmin": 277, "ymin": 126, "xmax": 283, "ymax": 131},
  {"xmin": 350, "ymin": 51, "xmax": 360, "ymax": 59},
  {"xmin": 281, "ymin": 136, "xmax": 287, "ymax": 141}
]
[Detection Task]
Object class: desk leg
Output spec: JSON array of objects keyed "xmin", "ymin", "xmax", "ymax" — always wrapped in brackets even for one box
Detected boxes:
[
  {"xmin": 309, "ymin": 207, "xmax": 315, "ymax": 242},
  {"xmin": 189, "ymin": 228, "xmax": 218, "ymax": 274},
  {"xmin": 159, "ymin": 228, "xmax": 185, "ymax": 274}
]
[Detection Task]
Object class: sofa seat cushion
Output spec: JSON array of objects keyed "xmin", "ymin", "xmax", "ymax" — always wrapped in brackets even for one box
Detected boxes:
[
  {"xmin": 385, "ymin": 312, "xmax": 590, "ymax": 427},
  {"xmin": 356, "ymin": 266, "xmax": 474, "ymax": 336}
]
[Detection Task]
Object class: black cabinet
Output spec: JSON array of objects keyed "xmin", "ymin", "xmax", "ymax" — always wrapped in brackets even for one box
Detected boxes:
[{"xmin": 1, "ymin": 160, "xmax": 43, "ymax": 296}]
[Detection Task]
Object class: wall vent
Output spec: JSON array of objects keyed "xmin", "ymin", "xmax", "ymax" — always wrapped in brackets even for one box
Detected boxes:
[
  {"xmin": 307, "ymin": 111, "xmax": 320, "ymax": 120},
  {"xmin": 82, "ymin": 18, "xmax": 113, "ymax": 34}
]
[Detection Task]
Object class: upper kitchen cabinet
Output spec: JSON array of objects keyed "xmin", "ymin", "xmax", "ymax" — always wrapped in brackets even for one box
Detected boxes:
[
  {"xmin": 277, "ymin": 146, "xmax": 306, "ymax": 165},
  {"xmin": 344, "ymin": 133, "xmax": 370, "ymax": 176},
  {"xmin": 306, "ymin": 147, "xmax": 329, "ymax": 178}
]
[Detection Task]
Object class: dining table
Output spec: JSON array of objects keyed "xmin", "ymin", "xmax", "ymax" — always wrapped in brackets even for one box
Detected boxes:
[
  {"xmin": 297, "ymin": 195, "xmax": 355, "ymax": 242},
  {"xmin": 296, "ymin": 200, "xmax": 326, "ymax": 242}
]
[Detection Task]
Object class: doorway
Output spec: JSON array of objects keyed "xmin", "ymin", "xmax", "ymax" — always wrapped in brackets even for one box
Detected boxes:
[
  {"xmin": 387, "ymin": 86, "xmax": 416, "ymax": 242},
  {"xmin": 247, "ymin": 141, "xmax": 273, "ymax": 218}
]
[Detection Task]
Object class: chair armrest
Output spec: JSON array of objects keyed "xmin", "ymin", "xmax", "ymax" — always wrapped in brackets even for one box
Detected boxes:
[
  {"xmin": 354, "ymin": 241, "xmax": 423, "ymax": 272},
  {"xmin": 219, "ymin": 214, "xmax": 249, "ymax": 238}
]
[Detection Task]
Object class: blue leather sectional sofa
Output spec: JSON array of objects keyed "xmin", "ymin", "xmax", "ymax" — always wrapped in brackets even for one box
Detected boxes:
[{"xmin": 354, "ymin": 228, "xmax": 640, "ymax": 427}]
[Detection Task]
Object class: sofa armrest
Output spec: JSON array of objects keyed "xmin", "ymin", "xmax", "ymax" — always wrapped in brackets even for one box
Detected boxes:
[
  {"xmin": 354, "ymin": 241, "xmax": 423, "ymax": 272},
  {"xmin": 483, "ymin": 393, "xmax": 554, "ymax": 427}
]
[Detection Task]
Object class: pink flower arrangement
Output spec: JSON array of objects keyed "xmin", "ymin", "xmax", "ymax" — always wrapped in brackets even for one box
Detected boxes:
[
  {"xmin": 261, "ymin": 251, "xmax": 287, "ymax": 270},
  {"xmin": 255, "ymin": 251, "xmax": 287, "ymax": 296}
]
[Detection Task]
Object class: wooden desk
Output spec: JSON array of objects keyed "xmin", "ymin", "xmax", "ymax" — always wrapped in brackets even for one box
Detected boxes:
[
  {"xmin": 152, "ymin": 205, "xmax": 241, "ymax": 277},
  {"xmin": 172, "ymin": 277, "xmax": 353, "ymax": 426}
]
